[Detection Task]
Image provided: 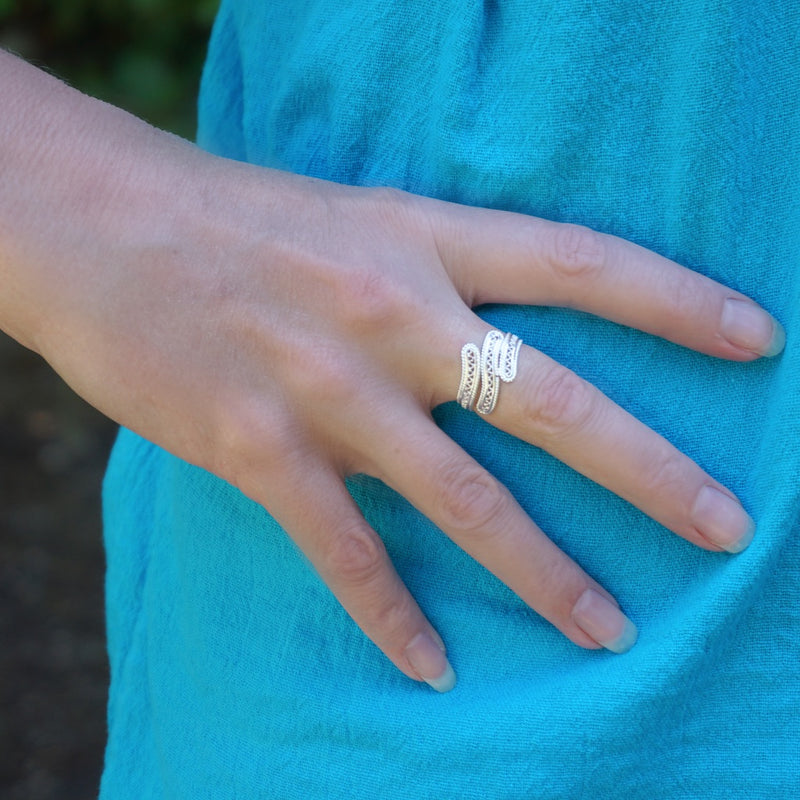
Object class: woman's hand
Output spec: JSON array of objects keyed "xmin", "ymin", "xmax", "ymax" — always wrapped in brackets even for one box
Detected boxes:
[{"xmin": 1, "ymin": 52, "xmax": 784, "ymax": 691}]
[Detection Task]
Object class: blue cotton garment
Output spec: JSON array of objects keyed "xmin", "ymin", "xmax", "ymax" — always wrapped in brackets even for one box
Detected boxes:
[{"xmin": 101, "ymin": 1, "xmax": 800, "ymax": 797}]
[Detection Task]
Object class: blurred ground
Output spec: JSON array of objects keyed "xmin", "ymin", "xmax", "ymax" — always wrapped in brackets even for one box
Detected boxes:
[
  {"xmin": 1, "ymin": 4, "xmax": 215, "ymax": 797},
  {"xmin": 0, "ymin": 334, "xmax": 116, "ymax": 799}
]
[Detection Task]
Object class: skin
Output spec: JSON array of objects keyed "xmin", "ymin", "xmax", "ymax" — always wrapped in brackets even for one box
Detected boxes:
[{"xmin": 0, "ymin": 51, "xmax": 784, "ymax": 691}]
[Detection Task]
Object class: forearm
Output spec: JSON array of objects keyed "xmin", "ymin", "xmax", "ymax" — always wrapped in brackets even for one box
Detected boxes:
[{"xmin": 0, "ymin": 50, "xmax": 214, "ymax": 356}]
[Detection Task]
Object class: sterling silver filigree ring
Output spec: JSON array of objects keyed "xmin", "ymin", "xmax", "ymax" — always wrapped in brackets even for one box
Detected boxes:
[{"xmin": 457, "ymin": 329, "xmax": 522, "ymax": 415}]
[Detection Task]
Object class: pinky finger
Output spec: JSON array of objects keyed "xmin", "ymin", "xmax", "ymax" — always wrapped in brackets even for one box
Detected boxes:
[{"xmin": 264, "ymin": 461, "xmax": 457, "ymax": 693}]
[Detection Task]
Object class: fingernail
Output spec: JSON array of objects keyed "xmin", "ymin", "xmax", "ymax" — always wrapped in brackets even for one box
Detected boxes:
[
  {"xmin": 720, "ymin": 298, "xmax": 785, "ymax": 357},
  {"xmin": 405, "ymin": 632, "xmax": 457, "ymax": 693},
  {"xmin": 692, "ymin": 485, "xmax": 755, "ymax": 553},
  {"xmin": 571, "ymin": 589, "xmax": 638, "ymax": 654}
]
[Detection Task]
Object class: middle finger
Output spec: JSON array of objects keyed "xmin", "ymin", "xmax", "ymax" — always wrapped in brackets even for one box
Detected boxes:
[{"xmin": 452, "ymin": 331, "xmax": 755, "ymax": 554}]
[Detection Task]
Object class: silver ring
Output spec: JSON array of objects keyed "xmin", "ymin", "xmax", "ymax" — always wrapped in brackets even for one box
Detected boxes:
[
  {"xmin": 457, "ymin": 343, "xmax": 480, "ymax": 410},
  {"xmin": 457, "ymin": 329, "xmax": 522, "ymax": 415}
]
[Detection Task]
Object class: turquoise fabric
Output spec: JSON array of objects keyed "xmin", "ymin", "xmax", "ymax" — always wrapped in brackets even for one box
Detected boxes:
[{"xmin": 101, "ymin": 2, "xmax": 800, "ymax": 797}]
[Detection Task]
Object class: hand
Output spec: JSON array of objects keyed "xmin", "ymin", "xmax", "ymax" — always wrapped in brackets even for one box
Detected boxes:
[{"xmin": 2, "ymin": 52, "xmax": 784, "ymax": 692}]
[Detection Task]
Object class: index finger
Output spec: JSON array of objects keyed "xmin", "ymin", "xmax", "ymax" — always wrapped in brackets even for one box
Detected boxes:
[{"xmin": 429, "ymin": 203, "xmax": 785, "ymax": 361}]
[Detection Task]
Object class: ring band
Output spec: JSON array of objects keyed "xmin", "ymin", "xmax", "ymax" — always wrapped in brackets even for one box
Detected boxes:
[
  {"xmin": 458, "ymin": 329, "xmax": 522, "ymax": 415},
  {"xmin": 457, "ymin": 343, "xmax": 481, "ymax": 410}
]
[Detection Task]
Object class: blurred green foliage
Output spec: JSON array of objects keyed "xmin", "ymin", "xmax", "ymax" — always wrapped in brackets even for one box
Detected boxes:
[{"xmin": 0, "ymin": 0, "xmax": 219, "ymax": 138}]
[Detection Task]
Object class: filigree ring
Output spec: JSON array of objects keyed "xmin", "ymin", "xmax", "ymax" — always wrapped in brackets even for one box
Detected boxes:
[{"xmin": 457, "ymin": 329, "xmax": 522, "ymax": 415}]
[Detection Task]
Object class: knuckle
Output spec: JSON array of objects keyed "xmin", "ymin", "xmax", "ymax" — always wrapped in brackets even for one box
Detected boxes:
[
  {"xmin": 308, "ymin": 351, "xmax": 361, "ymax": 407},
  {"xmin": 366, "ymin": 590, "xmax": 417, "ymax": 646},
  {"xmin": 362, "ymin": 185, "xmax": 421, "ymax": 231},
  {"xmin": 210, "ymin": 398, "xmax": 297, "ymax": 490},
  {"xmin": 526, "ymin": 366, "xmax": 598, "ymax": 442},
  {"xmin": 638, "ymin": 450, "xmax": 689, "ymax": 501},
  {"xmin": 323, "ymin": 522, "xmax": 387, "ymax": 586},
  {"xmin": 434, "ymin": 459, "xmax": 507, "ymax": 533},
  {"xmin": 659, "ymin": 271, "xmax": 706, "ymax": 318},
  {"xmin": 280, "ymin": 334, "xmax": 363, "ymax": 409},
  {"xmin": 337, "ymin": 266, "xmax": 414, "ymax": 332},
  {"xmin": 368, "ymin": 185, "xmax": 409, "ymax": 209},
  {"xmin": 549, "ymin": 223, "xmax": 607, "ymax": 280}
]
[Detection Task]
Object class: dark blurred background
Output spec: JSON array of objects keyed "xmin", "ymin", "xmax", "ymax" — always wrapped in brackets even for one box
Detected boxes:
[{"xmin": 0, "ymin": 2, "xmax": 218, "ymax": 797}]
